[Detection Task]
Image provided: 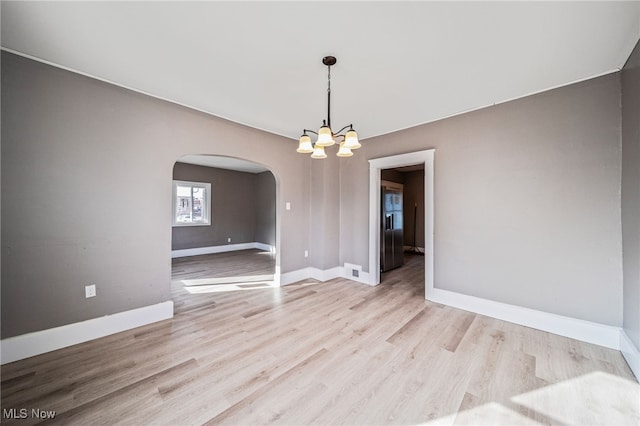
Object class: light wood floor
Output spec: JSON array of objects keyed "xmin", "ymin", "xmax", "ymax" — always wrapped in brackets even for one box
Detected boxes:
[
  {"xmin": 172, "ymin": 249, "xmax": 276, "ymax": 283},
  {"xmin": 1, "ymin": 251, "xmax": 638, "ymax": 425}
]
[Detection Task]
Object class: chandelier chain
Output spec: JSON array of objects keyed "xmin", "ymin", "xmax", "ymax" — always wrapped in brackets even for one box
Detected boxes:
[{"xmin": 327, "ymin": 64, "xmax": 332, "ymax": 128}]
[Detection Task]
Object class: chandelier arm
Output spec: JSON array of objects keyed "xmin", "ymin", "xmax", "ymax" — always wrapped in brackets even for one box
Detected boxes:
[
  {"xmin": 333, "ymin": 124, "xmax": 353, "ymax": 136},
  {"xmin": 303, "ymin": 129, "xmax": 318, "ymax": 136}
]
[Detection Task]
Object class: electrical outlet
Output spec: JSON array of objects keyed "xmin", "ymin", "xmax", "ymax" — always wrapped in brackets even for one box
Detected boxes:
[
  {"xmin": 227, "ymin": 237, "xmax": 232, "ymax": 243},
  {"xmin": 304, "ymin": 250, "xmax": 308, "ymax": 258},
  {"xmin": 85, "ymin": 284, "xmax": 96, "ymax": 298}
]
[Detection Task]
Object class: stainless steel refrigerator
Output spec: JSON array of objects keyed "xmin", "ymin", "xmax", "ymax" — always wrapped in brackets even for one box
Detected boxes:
[{"xmin": 381, "ymin": 182, "xmax": 404, "ymax": 272}]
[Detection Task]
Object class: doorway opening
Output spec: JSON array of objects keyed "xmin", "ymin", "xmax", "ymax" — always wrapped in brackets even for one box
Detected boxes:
[
  {"xmin": 368, "ymin": 150, "xmax": 434, "ymax": 299},
  {"xmin": 380, "ymin": 165, "xmax": 426, "ymax": 292},
  {"xmin": 170, "ymin": 155, "xmax": 279, "ymax": 308}
]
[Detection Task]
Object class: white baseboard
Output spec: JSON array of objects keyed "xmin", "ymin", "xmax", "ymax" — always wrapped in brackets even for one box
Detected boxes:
[
  {"xmin": 279, "ymin": 267, "xmax": 315, "ymax": 286},
  {"xmin": 620, "ymin": 330, "xmax": 640, "ymax": 380},
  {"xmin": 171, "ymin": 242, "xmax": 275, "ymax": 258},
  {"xmin": 342, "ymin": 263, "xmax": 375, "ymax": 286},
  {"xmin": 302, "ymin": 267, "xmax": 342, "ymax": 283},
  {"xmin": 403, "ymin": 246, "xmax": 426, "ymax": 253},
  {"xmin": 279, "ymin": 267, "xmax": 342, "ymax": 286},
  {"xmin": 315, "ymin": 267, "xmax": 342, "ymax": 282},
  {"xmin": 280, "ymin": 264, "xmax": 374, "ymax": 287},
  {"xmin": 0, "ymin": 301, "xmax": 174, "ymax": 365},
  {"xmin": 428, "ymin": 287, "xmax": 621, "ymax": 350},
  {"xmin": 254, "ymin": 242, "xmax": 276, "ymax": 253}
]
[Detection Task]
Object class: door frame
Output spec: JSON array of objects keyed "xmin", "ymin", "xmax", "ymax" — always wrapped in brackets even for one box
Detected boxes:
[{"xmin": 368, "ymin": 149, "xmax": 434, "ymax": 299}]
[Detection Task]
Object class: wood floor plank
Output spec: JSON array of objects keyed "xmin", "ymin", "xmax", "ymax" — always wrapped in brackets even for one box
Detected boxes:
[
  {"xmin": 442, "ymin": 311, "xmax": 476, "ymax": 352},
  {"xmin": 303, "ymin": 342, "xmax": 405, "ymax": 425},
  {"xmin": 203, "ymin": 348, "xmax": 329, "ymax": 425}
]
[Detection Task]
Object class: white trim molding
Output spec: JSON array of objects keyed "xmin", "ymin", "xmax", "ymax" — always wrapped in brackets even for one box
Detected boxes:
[
  {"xmin": 369, "ymin": 150, "xmax": 435, "ymax": 290},
  {"xmin": 403, "ymin": 246, "xmax": 426, "ymax": 254},
  {"xmin": 171, "ymin": 242, "xmax": 275, "ymax": 258},
  {"xmin": 1, "ymin": 301, "xmax": 174, "ymax": 365},
  {"xmin": 254, "ymin": 242, "xmax": 276, "ymax": 253},
  {"xmin": 620, "ymin": 330, "xmax": 640, "ymax": 380},
  {"xmin": 279, "ymin": 267, "xmax": 343, "ymax": 286},
  {"xmin": 428, "ymin": 287, "xmax": 621, "ymax": 350},
  {"xmin": 279, "ymin": 268, "xmax": 316, "ymax": 286},
  {"xmin": 172, "ymin": 180, "xmax": 212, "ymax": 227},
  {"xmin": 312, "ymin": 267, "xmax": 342, "ymax": 283},
  {"xmin": 279, "ymin": 265, "xmax": 374, "ymax": 287},
  {"xmin": 342, "ymin": 263, "xmax": 374, "ymax": 286}
]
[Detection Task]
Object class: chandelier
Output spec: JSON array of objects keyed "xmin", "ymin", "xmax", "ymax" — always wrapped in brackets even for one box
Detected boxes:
[{"xmin": 296, "ymin": 56, "xmax": 361, "ymax": 159}]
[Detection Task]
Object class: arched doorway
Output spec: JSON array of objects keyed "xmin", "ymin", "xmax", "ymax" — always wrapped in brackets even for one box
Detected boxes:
[{"xmin": 170, "ymin": 155, "xmax": 280, "ymax": 300}]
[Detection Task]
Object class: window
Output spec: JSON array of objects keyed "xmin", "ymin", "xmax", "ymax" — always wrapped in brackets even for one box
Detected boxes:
[{"xmin": 173, "ymin": 180, "xmax": 211, "ymax": 226}]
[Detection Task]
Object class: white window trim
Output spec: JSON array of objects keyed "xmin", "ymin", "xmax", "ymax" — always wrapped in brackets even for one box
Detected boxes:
[{"xmin": 172, "ymin": 180, "xmax": 212, "ymax": 227}]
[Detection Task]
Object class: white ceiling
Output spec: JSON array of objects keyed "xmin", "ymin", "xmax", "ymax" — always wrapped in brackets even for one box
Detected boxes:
[{"xmin": 2, "ymin": 1, "xmax": 640, "ymax": 142}]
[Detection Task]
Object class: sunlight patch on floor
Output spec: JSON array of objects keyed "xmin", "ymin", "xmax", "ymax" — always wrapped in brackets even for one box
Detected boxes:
[
  {"xmin": 183, "ymin": 281, "xmax": 275, "ymax": 294},
  {"xmin": 512, "ymin": 371, "xmax": 640, "ymax": 425},
  {"xmin": 178, "ymin": 276, "xmax": 324, "ymax": 294},
  {"xmin": 422, "ymin": 371, "xmax": 639, "ymax": 426},
  {"xmin": 176, "ymin": 274, "xmax": 274, "ymax": 286},
  {"xmin": 428, "ymin": 402, "xmax": 541, "ymax": 425}
]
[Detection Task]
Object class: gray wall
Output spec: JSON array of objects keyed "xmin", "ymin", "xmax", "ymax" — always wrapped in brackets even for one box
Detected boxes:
[
  {"xmin": 403, "ymin": 170, "xmax": 425, "ymax": 249},
  {"xmin": 622, "ymin": 40, "xmax": 640, "ymax": 349},
  {"xmin": 339, "ymin": 73, "xmax": 623, "ymax": 326},
  {"xmin": 1, "ymin": 52, "xmax": 312, "ymax": 338},
  {"xmin": 171, "ymin": 163, "xmax": 275, "ymax": 250},
  {"xmin": 309, "ymin": 155, "xmax": 340, "ymax": 270},
  {"xmin": 255, "ymin": 171, "xmax": 276, "ymax": 247}
]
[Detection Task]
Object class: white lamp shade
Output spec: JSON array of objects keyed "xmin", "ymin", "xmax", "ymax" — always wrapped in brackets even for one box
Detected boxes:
[
  {"xmin": 311, "ymin": 145, "xmax": 327, "ymax": 159},
  {"xmin": 316, "ymin": 126, "xmax": 335, "ymax": 147},
  {"xmin": 336, "ymin": 143, "xmax": 353, "ymax": 157},
  {"xmin": 296, "ymin": 134, "xmax": 313, "ymax": 153},
  {"xmin": 343, "ymin": 129, "xmax": 361, "ymax": 149}
]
